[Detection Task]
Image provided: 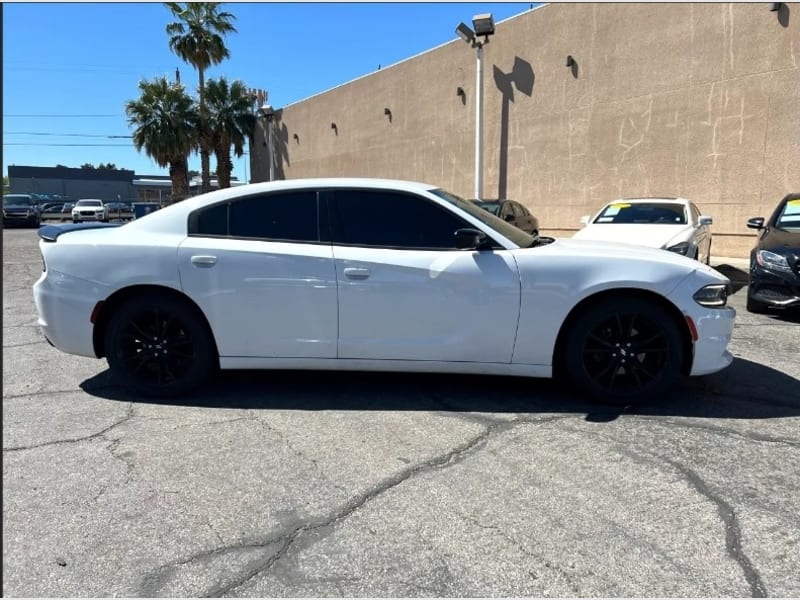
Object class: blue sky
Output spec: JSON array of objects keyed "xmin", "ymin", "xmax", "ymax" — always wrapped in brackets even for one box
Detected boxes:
[{"xmin": 3, "ymin": 2, "xmax": 533, "ymax": 182}]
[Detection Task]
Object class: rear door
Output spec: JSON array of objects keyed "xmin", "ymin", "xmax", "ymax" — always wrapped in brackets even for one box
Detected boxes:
[
  {"xmin": 177, "ymin": 190, "xmax": 338, "ymax": 359},
  {"xmin": 328, "ymin": 188, "xmax": 521, "ymax": 363}
]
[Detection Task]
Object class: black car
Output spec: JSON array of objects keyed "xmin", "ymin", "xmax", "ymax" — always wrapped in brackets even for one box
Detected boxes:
[
  {"xmin": 472, "ymin": 199, "xmax": 539, "ymax": 236},
  {"xmin": 745, "ymin": 193, "xmax": 800, "ymax": 313},
  {"xmin": 3, "ymin": 194, "xmax": 41, "ymax": 228}
]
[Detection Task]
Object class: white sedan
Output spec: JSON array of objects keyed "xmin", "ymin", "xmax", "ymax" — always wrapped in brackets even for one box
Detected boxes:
[
  {"xmin": 573, "ymin": 198, "xmax": 713, "ymax": 263},
  {"xmin": 33, "ymin": 179, "xmax": 735, "ymax": 403}
]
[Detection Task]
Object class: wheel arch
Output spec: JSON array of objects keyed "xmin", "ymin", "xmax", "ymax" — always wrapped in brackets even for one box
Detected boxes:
[
  {"xmin": 92, "ymin": 284, "xmax": 219, "ymax": 363},
  {"xmin": 551, "ymin": 288, "xmax": 694, "ymax": 379}
]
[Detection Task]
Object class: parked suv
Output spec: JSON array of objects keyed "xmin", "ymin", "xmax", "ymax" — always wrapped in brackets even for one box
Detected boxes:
[
  {"xmin": 3, "ymin": 194, "xmax": 41, "ymax": 227},
  {"xmin": 72, "ymin": 199, "xmax": 108, "ymax": 223}
]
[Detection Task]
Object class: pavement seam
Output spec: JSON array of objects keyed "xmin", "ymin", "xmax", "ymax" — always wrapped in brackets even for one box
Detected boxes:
[{"xmin": 3, "ymin": 402, "xmax": 135, "ymax": 452}]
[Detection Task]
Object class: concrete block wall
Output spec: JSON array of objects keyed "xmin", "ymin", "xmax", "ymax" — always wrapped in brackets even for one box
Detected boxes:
[{"xmin": 251, "ymin": 3, "xmax": 800, "ymax": 257}]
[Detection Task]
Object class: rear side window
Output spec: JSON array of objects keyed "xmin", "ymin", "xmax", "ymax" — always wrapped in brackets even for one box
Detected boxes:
[
  {"xmin": 189, "ymin": 191, "xmax": 319, "ymax": 242},
  {"xmin": 332, "ymin": 189, "xmax": 469, "ymax": 249}
]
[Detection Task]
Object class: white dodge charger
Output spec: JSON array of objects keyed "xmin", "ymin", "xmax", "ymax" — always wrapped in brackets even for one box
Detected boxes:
[{"xmin": 33, "ymin": 178, "xmax": 735, "ymax": 402}]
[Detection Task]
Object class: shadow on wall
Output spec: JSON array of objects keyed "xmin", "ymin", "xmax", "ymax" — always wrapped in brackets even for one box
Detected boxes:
[
  {"xmin": 777, "ymin": 2, "xmax": 790, "ymax": 27},
  {"xmin": 493, "ymin": 56, "xmax": 535, "ymax": 200},
  {"xmin": 273, "ymin": 113, "xmax": 290, "ymax": 180}
]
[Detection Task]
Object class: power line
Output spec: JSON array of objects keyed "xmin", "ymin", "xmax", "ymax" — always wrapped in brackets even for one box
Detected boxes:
[
  {"xmin": 3, "ymin": 114, "xmax": 121, "ymax": 118},
  {"xmin": 4, "ymin": 143, "xmax": 133, "ymax": 147},
  {"xmin": 4, "ymin": 131, "xmax": 132, "ymax": 138}
]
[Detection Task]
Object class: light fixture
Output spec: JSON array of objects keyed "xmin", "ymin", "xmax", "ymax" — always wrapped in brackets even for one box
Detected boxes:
[
  {"xmin": 770, "ymin": 2, "xmax": 781, "ymax": 10},
  {"xmin": 566, "ymin": 55, "xmax": 575, "ymax": 68},
  {"xmin": 456, "ymin": 22, "xmax": 475, "ymax": 44},
  {"xmin": 293, "ymin": 133, "xmax": 299, "ymax": 142},
  {"xmin": 472, "ymin": 13, "xmax": 495, "ymax": 37},
  {"xmin": 384, "ymin": 107, "xmax": 391, "ymax": 116},
  {"xmin": 456, "ymin": 86, "xmax": 465, "ymax": 98}
]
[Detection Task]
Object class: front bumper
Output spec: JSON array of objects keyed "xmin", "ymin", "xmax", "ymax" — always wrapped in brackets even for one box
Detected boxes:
[
  {"xmin": 689, "ymin": 306, "xmax": 736, "ymax": 375},
  {"xmin": 3, "ymin": 213, "xmax": 39, "ymax": 226},
  {"xmin": 748, "ymin": 262, "xmax": 800, "ymax": 308},
  {"xmin": 72, "ymin": 212, "xmax": 106, "ymax": 222}
]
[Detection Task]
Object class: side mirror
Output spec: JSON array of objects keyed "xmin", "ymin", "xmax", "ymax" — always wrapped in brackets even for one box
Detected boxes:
[
  {"xmin": 580, "ymin": 215, "xmax": 590, "ymax": 226},
  {"xmin": 698, "ymin": 216, "xmax": 713, "ymax": 226},
  {"xmin": 746, "ymin": 217, "xmax": 765, "ymax": 230},
  {"xmin": 455, "ymin": 228, "xmax": 488, "ymax": 250}
]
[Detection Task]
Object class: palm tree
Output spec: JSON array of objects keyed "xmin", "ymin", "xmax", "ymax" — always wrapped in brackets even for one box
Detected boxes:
[
  {"xmin": 125, "ymin": 77, "xmax": 197, "ymax": 202},
  {"xmin": 165, "ymin": 2, "xmax": 237, "ymax": 194},
  {"xmin": 206, "ymin": 77, "xmax": 256, "ymax": 189}
]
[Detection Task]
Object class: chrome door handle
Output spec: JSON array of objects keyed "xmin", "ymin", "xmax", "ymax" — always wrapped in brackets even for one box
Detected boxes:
[
  {"xmin": 191, "ymin": 255, "xmax": 217, "ymax": 268},
  {"xmin": 343, "ymin": 267, "xmax": 371, "ymax": 280}
]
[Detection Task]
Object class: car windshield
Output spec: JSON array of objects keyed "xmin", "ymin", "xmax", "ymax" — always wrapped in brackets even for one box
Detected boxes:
[
  {"xmin": 593, "ymin": 202, "xmax": 687, "ymax": 225},
  {"xmin": 76, "ymin": 200, "xmax": 103, "ymax": 207},
  {"xmin": 430, "ymin": 189, "xmax": 535, "ymax": 248},
  {"xmin": 775, "ymin": 198, "xmax": 800, "ymax": 231},
  {"xmin": 4, "ymin": 196, "xmax": 33, "ymax": 207},
  {"xmin": 474, "ymin": 201, "xmax": 501, "ymax": 215}
]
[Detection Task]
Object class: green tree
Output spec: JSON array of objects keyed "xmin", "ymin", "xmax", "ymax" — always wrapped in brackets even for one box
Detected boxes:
[
  {"xmin": 81, "ymin": 163, "xmax": 94, "ymax": 170},
  {"xmin": 165, "ymin": 2, "xmax": 237, "ymax": 194},
  {"xmin": 206, "ymin": 77, "xmax": 255, "ymax": 189},
  {"xmin": 125, "ymin": 77, "xmax": 197, "ymax": 202}
]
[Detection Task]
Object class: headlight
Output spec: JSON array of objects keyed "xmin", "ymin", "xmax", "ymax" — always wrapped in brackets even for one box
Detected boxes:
[
  {"xmin": 666, "ymin": 241, "xmax": 690, "ymax": 255},
  {"xmin": 756, "ymin": 250, "xmax": 793, "ymax": 273},
  {"xmin": 693, "ymin": 284, "xmax": 730, "ymax": 308}
]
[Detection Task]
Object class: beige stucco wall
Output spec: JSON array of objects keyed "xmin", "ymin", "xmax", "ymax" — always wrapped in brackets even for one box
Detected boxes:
[{"xmin": 251, "ymin": 2, "xmax": 800, "ymax": 258}]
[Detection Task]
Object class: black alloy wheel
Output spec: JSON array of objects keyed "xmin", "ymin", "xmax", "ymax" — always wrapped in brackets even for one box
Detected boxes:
[
  {"xmin": 564, "ymin": 298, "xmax": 683, "ymax": 404},
  {"xmin": 105, "ymin": 293, "xmax": 216, "ymax": 396}
]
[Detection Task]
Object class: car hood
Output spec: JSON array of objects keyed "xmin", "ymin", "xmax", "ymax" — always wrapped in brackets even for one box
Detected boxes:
[
  {"xmin": 572, "ymin": 224, "xmax": 694, "ymax": 248},
  {"xmin": 758, "ymin": 227, "xmax": 800, "ymax": 252}
]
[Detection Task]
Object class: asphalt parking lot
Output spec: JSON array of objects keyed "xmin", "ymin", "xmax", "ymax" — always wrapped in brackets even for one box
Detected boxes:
[{"xmin": 3, "ymin": 227, "xmax": 799, "ymax": 597}]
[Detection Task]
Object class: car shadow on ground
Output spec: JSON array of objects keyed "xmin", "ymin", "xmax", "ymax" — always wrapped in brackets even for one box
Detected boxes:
[
  {"xmin": 81, "ymin": 357, "xmax": 800, "ymax": 422},
  {"xmin": 714, "ymin": 263, "xmax": 749, "ymax": 294}
]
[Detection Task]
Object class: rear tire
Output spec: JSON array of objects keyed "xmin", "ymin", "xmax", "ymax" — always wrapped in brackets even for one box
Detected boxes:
[
  {"xmin": 562, "ymin": 298, "xmax": 684, "ymax": 404},
  {"xmin": 104, "ymin": 293, "xmax": 217, "ymax": 396}
]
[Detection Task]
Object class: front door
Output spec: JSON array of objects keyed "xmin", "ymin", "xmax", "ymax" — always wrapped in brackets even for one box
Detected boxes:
[{"xmin": 329, "ymin": 189, "xmax": 521, "ymax": 363}]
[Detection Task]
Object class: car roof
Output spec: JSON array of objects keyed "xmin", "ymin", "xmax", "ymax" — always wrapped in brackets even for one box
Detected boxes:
[
  {"xmin": 610, "ymin": 197, "xmax": 690, "ymax": 205},
  {"xmin": 167, "ymin": 178, "xmax": 441, "ymax": 212}
]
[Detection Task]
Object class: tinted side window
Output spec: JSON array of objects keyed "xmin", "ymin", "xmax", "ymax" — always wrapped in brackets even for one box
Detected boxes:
[
  {"xmin": 229, "ymin": 191, "xmax": 318, "ymax": 242},
  {"xmin": 333, "ymin": 190, "xmax": 469, "ymax": 249},
  {"xmin": 189, "ymin": 202, "xmax": 229, "ymax": 236}
]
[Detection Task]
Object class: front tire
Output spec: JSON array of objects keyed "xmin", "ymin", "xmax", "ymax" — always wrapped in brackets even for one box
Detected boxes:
[
  {"xmin": 104, "ymin": 293, "xmax": 217, "ymax": 396},
  {"xmin": 563, "ymin": 298, "xmax": 684, "ymax": 404}
]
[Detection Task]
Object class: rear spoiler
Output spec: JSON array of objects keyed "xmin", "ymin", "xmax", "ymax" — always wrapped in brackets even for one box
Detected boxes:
[{"xmin": 37, "ymin": 222, "xmax": 123, "ymax": 242}]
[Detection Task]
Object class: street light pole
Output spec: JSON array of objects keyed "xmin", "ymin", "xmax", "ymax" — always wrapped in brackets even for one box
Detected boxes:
[
  {"xmin": 474, "ymin": 42, "xmax": 484, "ymax": 200},
  {"xmin": 258, "ymin": 102, "xmax": 276, "ymax": 182},
  {"xmin": 456, "ymin": 14, "xmax": 495, "ymax": 202}
]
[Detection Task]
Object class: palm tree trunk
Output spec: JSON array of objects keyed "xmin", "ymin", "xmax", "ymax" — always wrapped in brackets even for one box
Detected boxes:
[
  {"xmin": 169, "ymin": 158, "xmax": 189, "ymax": 202},
  {"xmin": 199, "ymin": 67, "xmax": 211, "ymax": 195},
  {"xmin": 215, "ymin": 145, "xmax": 232, "ymax": 188}
]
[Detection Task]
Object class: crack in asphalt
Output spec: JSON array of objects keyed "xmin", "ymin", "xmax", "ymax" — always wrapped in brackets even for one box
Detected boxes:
[
  {"xmin": 630, "ymin": 416, "xmax": 800, "ymax": 448},
  {"xmin": 565, "ymin": 424, "xmax": 768, "ymax": 598},
  {"xmin": 3, "ymin": 340, "xmax": 48, "ymax": 348},
  {"xmin": 457, "ymin": 511, "xmax": 582, "ymax": 594},
  {"xmin": 662, "ymin": 458, "xmax": 768, "ymax": 598},
  {"xmin": 140, "ymin": 414, "xmax": 577, "ymax": 597},
  {"xmin": 251, "ymin": 416, "xmax": 350, "ymax": 496},
  {"xmin": 3, "ymin": 403, "xmax": 135, "ymax": 453}
]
